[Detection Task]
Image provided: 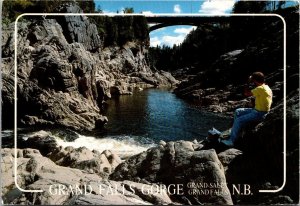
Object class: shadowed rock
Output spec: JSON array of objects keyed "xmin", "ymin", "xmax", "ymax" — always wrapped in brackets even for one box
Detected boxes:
[{"xmin": 110, "ymin": 140, "xmax": 233, "ymax": 205}]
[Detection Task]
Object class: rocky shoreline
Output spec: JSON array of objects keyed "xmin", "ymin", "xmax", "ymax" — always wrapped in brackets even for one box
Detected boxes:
[{"xmin": 2, "ymin": 130, "xmax": 236, "ymax": 205}]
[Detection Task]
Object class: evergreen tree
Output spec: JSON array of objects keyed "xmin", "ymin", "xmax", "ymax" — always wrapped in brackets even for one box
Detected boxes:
[
  {"xmin": 123, "ymin": 7, "xmax": 134, "ymax": 13},
  {"xmin": 2, "ymin": 1, "xmax": 149, "ymax": 47}
]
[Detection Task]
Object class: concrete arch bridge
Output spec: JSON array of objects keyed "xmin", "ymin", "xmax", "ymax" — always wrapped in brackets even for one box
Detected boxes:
[{"xmin": 146, "ymin": 16, "xmax": 231, "ymax": 32}]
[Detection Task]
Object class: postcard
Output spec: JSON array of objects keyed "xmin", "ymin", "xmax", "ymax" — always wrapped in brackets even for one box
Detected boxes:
[{"xmin": 1, "ymin": 0, "xmax": 299, "ymax": 205}]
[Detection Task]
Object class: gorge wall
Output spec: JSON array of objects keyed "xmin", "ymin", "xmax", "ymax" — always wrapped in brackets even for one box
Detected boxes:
[{"xmin": 2, "ymin": 3, "xmax": 177, "ymax": 131}]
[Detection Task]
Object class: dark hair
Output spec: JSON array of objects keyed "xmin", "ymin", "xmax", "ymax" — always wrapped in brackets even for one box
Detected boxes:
[{"xmin": 251, "ymin": 72, "xmax": 265, "ymax": 83}]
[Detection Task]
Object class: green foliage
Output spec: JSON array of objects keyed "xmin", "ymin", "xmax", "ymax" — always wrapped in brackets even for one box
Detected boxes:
[
  {"xmin": 2, "ymin": 0, "xmax": 95, "ymax": 22},
  {"xmin": 3, "ymin": 0, "xmax": 34, "ymax": 20},
  {"xmin": 77, "ymin": 0, "xmax": 95, "ymax": 13},
  {"xmin": 232, "ymin": 0, "xmax": 289, "ymax": 13},
  {"xmin": 116, "ymin": 16, "xmax": 134, "ymax": 45},
  {"xmin": 2, "ymin": 1, "xmax": 149, "ymax": 47},
  {"xmin": 104, "ymin": 17, "xmax": 119, "ymax": 46},
  {"xmin": 90, "ymin": 15, "xmax": 149, "ymax": 47},
  {"xmin": 133, "ymin": 16, "xmax": 149, "ymax": 41},
  {"xmin": 230, "ymin": 0, "xmax": 282, "ymax": 48},
  {"xmin": 2, "ymin": 0, "xmax": 75, "ymax": 21},
  {"xmin": 123, "ymin": 7, "xmax": 134, "ymax": 13},
  {"xmin": 232, "ymin": 1, "xmax": 268, "ymax": 13}
]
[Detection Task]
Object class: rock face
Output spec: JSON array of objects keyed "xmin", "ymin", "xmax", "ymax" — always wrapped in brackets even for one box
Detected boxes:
[
  {"xmin": 2, "ymin": 3, "xmax": 178, "ymax": 131},
  {"xmin": 217, "ymin": 148, "xmax": 243, "ymax": 173},
  {"xmin": 1, "ymin": 148, "xmax": 173, "ymax": 205},
  {"xmin": 111, "ymin": 140, "xmax": 233, "ymax": 205},
  {"xmin": 55, "ymin": 4, "xmax": 102, "ymax": 51},
  {"xmin": 3, "ymin": 15, "xmax": 106, "ymax": 131}
]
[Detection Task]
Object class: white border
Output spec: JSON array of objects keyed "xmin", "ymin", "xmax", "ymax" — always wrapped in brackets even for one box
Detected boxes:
[{"xmin": 14, "ymin": 13, "xmax": 286, "ymax": 193}]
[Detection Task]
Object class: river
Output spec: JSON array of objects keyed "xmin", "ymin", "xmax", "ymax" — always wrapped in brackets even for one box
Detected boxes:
[
  {"xmin": 2, "ymin": 88, "xmax": 230, "ymax": 157},
  {"xmin": 103, "ymin": 88, "xmax": 230, "ymax": 142}
]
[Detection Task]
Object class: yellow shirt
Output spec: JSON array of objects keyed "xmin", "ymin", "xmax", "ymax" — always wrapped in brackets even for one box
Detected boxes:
[{"xmin": 251, "ymin": 84, "xmax": 273, "ymax": 112}]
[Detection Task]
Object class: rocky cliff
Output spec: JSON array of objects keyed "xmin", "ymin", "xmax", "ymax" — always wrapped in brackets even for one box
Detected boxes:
[{"xmin": 2, "ymin": 3, "xmax": 178, "ymax": 131}]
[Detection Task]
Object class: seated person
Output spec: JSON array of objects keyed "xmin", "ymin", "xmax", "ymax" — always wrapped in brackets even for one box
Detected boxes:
[{"xmin": 221, "ymin": 72, "xmax": 273, "ymax": 146}]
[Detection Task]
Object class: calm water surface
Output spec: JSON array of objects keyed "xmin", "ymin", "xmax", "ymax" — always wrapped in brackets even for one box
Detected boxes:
[{"xmin": 102, "ymin": 88, "xmax": 230, "ymax": 143}]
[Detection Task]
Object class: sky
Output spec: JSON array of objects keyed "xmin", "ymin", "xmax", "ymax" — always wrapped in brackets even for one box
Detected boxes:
[{"xmin": 94, "ymin": 0, "xmax": 237, "ymax": 47}]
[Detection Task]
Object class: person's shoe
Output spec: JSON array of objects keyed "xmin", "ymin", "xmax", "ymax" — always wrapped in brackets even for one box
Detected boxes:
[
  {"xmin": 208, "ymin": 127, "xmax": 222, "ymax": 136},
  {"xmin": 221, "ymin": 128, "xmax": 231, "ymax": 139},
  {"xmin": 220, "ymin": 139, "xmax": 234, "ymax": 147}
]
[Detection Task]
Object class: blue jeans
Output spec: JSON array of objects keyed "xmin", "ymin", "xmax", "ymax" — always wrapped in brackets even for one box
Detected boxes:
[{"xmin": 230, "ymin": 108, "xmax": 267, "ymax": 143}]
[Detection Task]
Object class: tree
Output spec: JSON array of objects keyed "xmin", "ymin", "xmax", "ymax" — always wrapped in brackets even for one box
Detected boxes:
[
  {"xmin": 2, "ymin": 0, "xmax": 149, "ymax": 47},
  {"xmin": 2, "ymin": 0, "xmax": 94, "ymax": 21},
  {"xmin": 3, "ymin": 0, "xmax": 34, "ymax": 20},
  {"xmin": 96, "ymin": 5, "xmax": 103, "ymax": 13},
  {"xmin": 232, "ymin": 1, "xmax": 268, "ymax": 13},
  {"xmin": 133, "ymin": 16, "xmax": 149, "ymax": 41},
  {"xmin": 123, "ymin": 7, "xmax": 134, "ymax": 14},
  {"xmin": 104, "ymin": 17, "xmax": 118, "ymax": 46},
  {"xmin": 117, "ymin": 16, "xmax": 134, "ymax": 45},
  {"xmin": 77, "ymin": 0, "xmax": 95, "ymax": 13}
]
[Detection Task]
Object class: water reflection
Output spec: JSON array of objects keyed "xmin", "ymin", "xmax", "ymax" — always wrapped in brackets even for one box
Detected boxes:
[{"xmin": 103, "ymin": 89, "xmax": 230, "ymax": 143}]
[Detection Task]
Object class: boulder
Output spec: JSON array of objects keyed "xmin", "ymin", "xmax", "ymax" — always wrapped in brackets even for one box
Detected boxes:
[
  {"xmin": 218, "ymin": 149, "xmax": 243, "ymax": 172},
  {"xmin": 1, "ymin": 148, "xmax": 42, "ymax": 197},
  {"xmin": 154, "ymin": 70, "xmax": 180, "ymax": 86},
  {"xmin": 20, "ymin": 130, "xmax": 58, "ymax": 156},
  {"xmin": 48, "ymin": 147, "xmax": 122, "ymax": 176},
  {"xmin": 110, "ymin": 140, "xmax": 233, "ymax": 205},
  {"xmin": 1, "ymin": 148, "xmax": 174, "ymax": 205}
]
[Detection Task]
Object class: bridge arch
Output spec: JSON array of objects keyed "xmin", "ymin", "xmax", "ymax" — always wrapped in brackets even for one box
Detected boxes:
[
  {"xmin": 146, "ymin": 16, "xmax": 230, "ymax": 32},
  {"xmin": 149, "ymin": 23, "xmax": 198, "ymax": 32}
]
